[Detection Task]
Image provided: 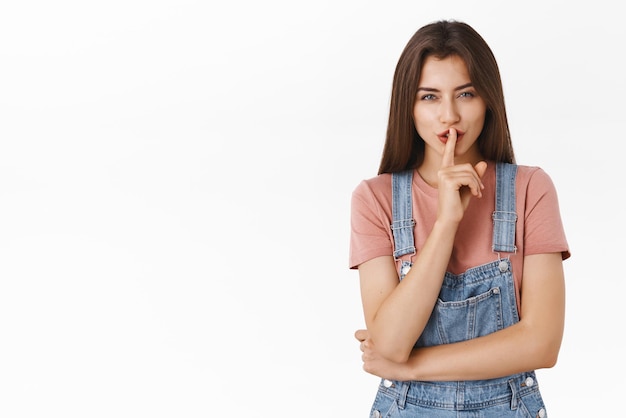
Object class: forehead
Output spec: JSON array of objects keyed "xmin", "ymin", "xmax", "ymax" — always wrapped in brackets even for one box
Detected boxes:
[{"xmin": 418, "ymin": 55, "xmax": 471, "ymax": 87}]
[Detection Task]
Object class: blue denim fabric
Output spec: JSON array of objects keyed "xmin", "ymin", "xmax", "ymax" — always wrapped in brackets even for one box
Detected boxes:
[
  {"xmin": 371, "ymin": 163, "xmax": 548, "ymax": 417},
  {"xmin": 391, "ymin": 170, "xmax": 416, "ymax": 259},
  {"xmin": 492, "ymin": 163, "xmax": 518, "ymax": 254},
  {"xmin": 370, "ymin": 373, "xmax": 546, "ymax": 417},
  {"xmin": 415, "ymin": 258, "xmax": 519, "ymax": 347}
]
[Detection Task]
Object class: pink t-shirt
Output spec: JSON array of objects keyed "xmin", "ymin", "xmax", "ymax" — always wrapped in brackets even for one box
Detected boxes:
[{"xmin": 349, "ymin": 162, "xmax": 570, "ymax": 309}]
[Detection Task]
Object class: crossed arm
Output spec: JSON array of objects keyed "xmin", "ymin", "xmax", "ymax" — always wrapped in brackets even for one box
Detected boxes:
[{"xmin": 355, "ymin": 251, "xmax": 565, "ymax": 382}]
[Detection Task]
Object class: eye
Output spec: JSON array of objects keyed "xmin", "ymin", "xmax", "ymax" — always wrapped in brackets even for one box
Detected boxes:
[
  {"xmin": 420, "ymin": 94, "xmax": 437, "ymax": 101},
  {"xmin": 458, "ymin": 91, "xmax": 476, "ymax": 98}
]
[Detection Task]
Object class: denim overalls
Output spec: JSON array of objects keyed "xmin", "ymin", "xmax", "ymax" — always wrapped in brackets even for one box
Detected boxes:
[{"xmin": 369, "ymin": 163, "xmax": 548, "ymax": 418}]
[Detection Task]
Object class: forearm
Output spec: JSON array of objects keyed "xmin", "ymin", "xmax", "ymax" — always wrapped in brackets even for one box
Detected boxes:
[
  {"xmin": 367, "ymin": 220, "xmax": 458, "ymax": 362},
  {"xmin": 394, "ymin": 253, "xmax": 566, "ymax": 382},
  {"xmin": 405, "ymin": 320, "xmax": 562, "ymax": 381}
]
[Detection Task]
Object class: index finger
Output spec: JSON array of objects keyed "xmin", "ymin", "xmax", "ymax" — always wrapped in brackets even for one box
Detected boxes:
[{"xmin": 441, "ymin": 128, "xmax": 457, "ymax": 168}]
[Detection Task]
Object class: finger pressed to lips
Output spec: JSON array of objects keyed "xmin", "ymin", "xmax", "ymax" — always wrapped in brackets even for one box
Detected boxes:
[{"xmin": 441, "ymin": 128, "xmax": 457, "ymax": 167}]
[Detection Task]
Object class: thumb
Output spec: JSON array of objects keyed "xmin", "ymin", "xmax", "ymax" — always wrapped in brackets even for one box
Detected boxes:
[{"xmin": 474, "ymin": 161, "xmax": 488, "ymax": 179}]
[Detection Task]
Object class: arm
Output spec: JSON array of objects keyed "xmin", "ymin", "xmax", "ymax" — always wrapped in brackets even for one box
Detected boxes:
[
  {"xmin": 359, "ymin": 130, "xmax": 487, "ymax": 363},
  {"xmin": 358, "ymin": 220, "xmax": 458, "ymax": 363},
  {"xmin": 358, "ymin": 252, "xmax": 565, "ymax": 381}
]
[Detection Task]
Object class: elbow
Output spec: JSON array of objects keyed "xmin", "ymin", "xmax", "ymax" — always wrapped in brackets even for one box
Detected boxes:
[
  {"xmin": 539, "ymin": 347, "xmax": 560, "ymax": 369},
  {"xmin": 374, "ymin": 340, "xmax": 412, "ymax": 364},
  {"xmin": 533, "ymin": 351, "xmax": 558, "ymax": 370},
  {"xmin": 529, "ymin": 337, "xmax": 561, "ymax": 369},
  {"xmin": 538, "ymin": 330, "xmax": 563, "ymax": 369},
  {"xmin": 517, "ymin": 317, "xmax": 563, "ymax": 370},
  {"xmin": 387, "ymin": 350, "xmax": 411, "ymax": 364},
  {"xmin": 366, "ymin": 326, "xmax": 413, "ymax": 364}
]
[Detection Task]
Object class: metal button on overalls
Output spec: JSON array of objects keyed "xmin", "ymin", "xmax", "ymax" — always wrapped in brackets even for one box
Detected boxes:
[{"xmin": 401, "ymin": 264, "xmax": 411, "ymax": 276}]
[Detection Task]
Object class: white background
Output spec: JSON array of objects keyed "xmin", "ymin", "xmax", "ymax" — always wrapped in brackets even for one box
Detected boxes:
[{"xmin": 0, "ymin": 1, "xmax": 623, "ymax": 416}]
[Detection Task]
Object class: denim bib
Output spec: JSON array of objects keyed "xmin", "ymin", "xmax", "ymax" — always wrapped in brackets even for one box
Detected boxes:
[{"xmin": 369, "ymin": 163, "xmax": 548, "ymax": 417}]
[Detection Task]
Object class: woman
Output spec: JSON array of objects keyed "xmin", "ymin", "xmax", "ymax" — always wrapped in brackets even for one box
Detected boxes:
[{"xmin": 349, "ymin": 20, "xmax": 570, "ymax": 417}]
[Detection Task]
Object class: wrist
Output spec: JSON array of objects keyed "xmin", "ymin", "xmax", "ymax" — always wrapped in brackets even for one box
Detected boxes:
[{"xmin": 432, "ymin": 218, "xmax": 460, "ymax": 238}]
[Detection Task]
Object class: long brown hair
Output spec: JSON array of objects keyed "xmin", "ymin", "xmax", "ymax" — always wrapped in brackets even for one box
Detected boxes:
[{"xmin": 378, "ymin": 20, "xmax": 515, "ymax": 175}]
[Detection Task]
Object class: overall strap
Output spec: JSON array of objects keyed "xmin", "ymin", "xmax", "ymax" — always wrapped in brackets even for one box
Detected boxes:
[
  {"xmin": 492, "ymin": 162, "xmax": 518, "ymax": 253},
  {"xmin": 391, "ymin": 170, "xmax": 416, "ymax": 259}
]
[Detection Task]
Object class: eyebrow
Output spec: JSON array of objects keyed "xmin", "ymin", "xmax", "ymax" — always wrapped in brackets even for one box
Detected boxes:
[{"xmin": 417, "ymin": 82, "xmax": 474, "ymax": 92}]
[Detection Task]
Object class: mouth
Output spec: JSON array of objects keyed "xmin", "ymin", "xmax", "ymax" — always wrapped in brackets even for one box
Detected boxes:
[{"xmin": 438, "ymin": 129, "xmax": 465, "ymax": 143}]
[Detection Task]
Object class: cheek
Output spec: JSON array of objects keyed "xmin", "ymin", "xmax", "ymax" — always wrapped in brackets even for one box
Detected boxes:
[
  {"xmin": 413, "ymin": 119, "xmax": 429, "ymax": 137},
  {"xmin": 412, "ymin": 106, "xmax": 432, "ymax": 130},
  {"xmin": 469, "ymin": 107, "xmax": 487, "ymax": 128}
]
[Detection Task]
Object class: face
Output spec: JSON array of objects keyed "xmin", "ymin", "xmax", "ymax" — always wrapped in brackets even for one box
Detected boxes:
[{"xmin": 413, "ymin": 54, "xmax": 487, "ymax": 167}]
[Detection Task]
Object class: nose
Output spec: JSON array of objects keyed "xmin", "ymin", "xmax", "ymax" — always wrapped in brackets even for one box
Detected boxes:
[{"xmin": 439, "ymin": 98, "xmax": 460, "ymax": 124}]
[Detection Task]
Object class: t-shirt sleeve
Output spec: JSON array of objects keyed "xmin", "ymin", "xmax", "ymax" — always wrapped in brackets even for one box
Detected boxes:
[
  {"xmin": 349, "ymin": 180, "xmax": 393, "ymax": 269},
  {"xmin": 523, "ymin": 168, "xmax": 571, "ymax": 260}
]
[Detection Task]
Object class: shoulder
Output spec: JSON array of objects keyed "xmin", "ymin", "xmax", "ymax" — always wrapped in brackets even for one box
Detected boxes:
[
  {"xmin": 350, "ymin": 172, "xmax": 395, "ymax": 231},
  {"xmin": 514, "ymin": 165, "xmax": 559, "ymax": 196},
  {"xmin": 515, "ymin": 164, "xmax": 551, "ymax": 180},
  {"xmin": 351, "ymin": 173, "xmax": 393, "ymax": 202}
]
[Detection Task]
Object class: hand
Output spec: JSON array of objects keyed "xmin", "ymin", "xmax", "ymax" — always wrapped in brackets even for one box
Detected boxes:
[
  {"xmin": 354, "ymin": 329, "xmax": 413, "ymax": 381},
  {"xmin": 436, "ymin": 128, "xmax": 487, "ymax": 224}
]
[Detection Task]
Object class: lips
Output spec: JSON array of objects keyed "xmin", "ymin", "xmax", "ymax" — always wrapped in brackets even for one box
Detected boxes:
[{"xmin": 438, "ymin": 129, "xmax": 465, "ymax": 143}]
